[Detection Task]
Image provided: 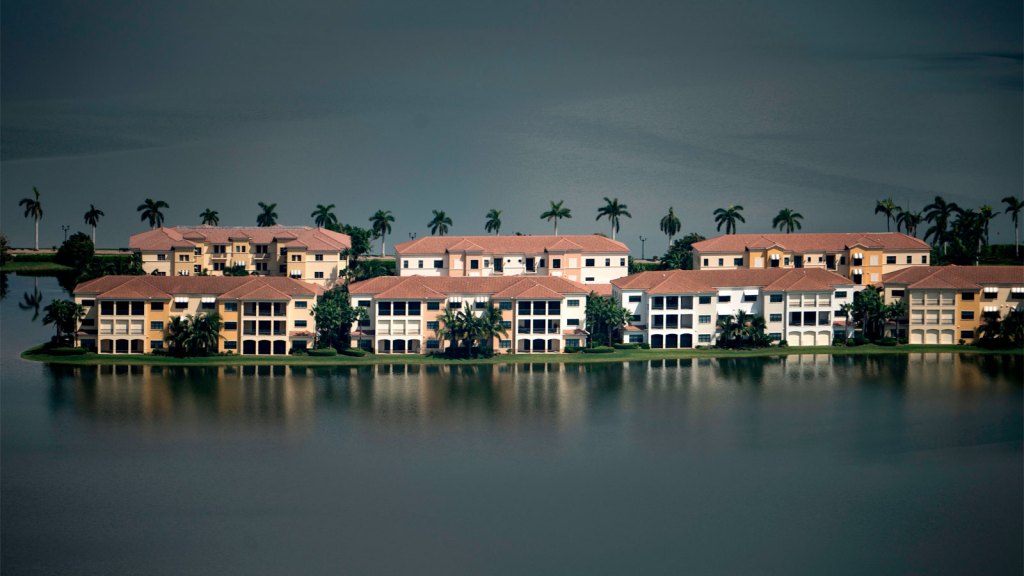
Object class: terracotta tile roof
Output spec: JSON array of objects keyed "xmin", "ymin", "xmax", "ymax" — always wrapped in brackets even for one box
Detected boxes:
[
  {"xmin": 883, "ymin": 265, "xmax": 1024, "ymax": 289},
  {"xmin": 348, "ymin": 275, "xmax": 590, "ymax": 299},
  {"xmin": 587, "ymin": 283, "xmax": 613, "ymax": 297},
  {"xmin": 611, "ymin": 268, "xmax": 853, "ymax": 294},
  {"xmin": 130, "ymin": 226, "xmax": 350, "ymax": 252},
  {"xmin": 394, "ymin": 234, "xmax": 629, "ymax": 255},
  {"xmin": 692, "ymin": 232, "xmax": 930, "ymax": 253},
  {"xmin": 75, "ymin": 275, "xmax": 323, "ymax": 300}
]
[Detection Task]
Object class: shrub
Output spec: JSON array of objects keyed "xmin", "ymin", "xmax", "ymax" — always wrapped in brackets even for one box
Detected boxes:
[
  {"xmin": 877, "ymin": 337, "xmax": 898, "ymax": 346},
  {"xmin": 289, "ymin": 347, "xmax": 309, "ymax": 356},
  {"xmin": 852, "ymin": 334, "xmax": 868, "ymax": 347},
  {"xmin": 341, "ymin": 348, "xmax": 368, "ymax": 357},
  {"xmin": 582, "ymin": 346, "xmax": 615, "ymax": 354},
  {"xmin": 613, "ymin": 343, "xmax": 640, "ymax": 350},
  {"xmin": 43, "ymin": 346, "xmax": 88, "ymax": 356},
  {"xmin": 564, "ymin": 346, "xmax": 583, "ymax": 353},
  {"xmin": 777, "ymin": 340, "xmax": 789, "ymax": 348},
  {"xmin": 308, "ymin": 348, "xmax": 338, "ymax": 357},
  {"xmin": 639, "ymin": 343, "xmax": 651, "ymax": 349}
]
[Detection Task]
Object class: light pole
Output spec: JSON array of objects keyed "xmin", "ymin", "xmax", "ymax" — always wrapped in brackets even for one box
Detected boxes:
[
  {"xmin": 409, "ymin": 232, "xmax": 417, "ymax": 241},
  {"xmin": 61, "ymin": 225, "xmax": 70, "ymax": 242},
  {"xmin": 639, "ymin": 235, "xmax": 647, "ymax": 260}
]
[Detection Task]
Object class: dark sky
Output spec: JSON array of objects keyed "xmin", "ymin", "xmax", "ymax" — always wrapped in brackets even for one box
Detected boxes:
[{"xmin": 2, "ymin": 0, "xmax": 1021, "ymax": 252}]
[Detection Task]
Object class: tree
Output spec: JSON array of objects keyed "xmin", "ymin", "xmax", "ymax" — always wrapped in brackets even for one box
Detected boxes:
[
  {"xmin": 772, "ymin": 208, "xmax": 804, "ymax": 233},
  {"xmin": 256, "ymin": 202, "xmax": 278, "ymax": 227},
  {"xmin": 167, "ymin": 316, "xmax": 189, "ymax": 355},
  {"xmin": 540, "ymin": 200, "xmax": 572, "ymax": 235},
  {"xmin": 428, "ymin": 210, "xmax": 452, "ymax": 236},
  {"xmin": 596, "ymin": 197, "xmax": 631, "ymax": 240},
  {"xmin": 852, "ymin": 287, "xmax": 886, "ymax": 341},
  {"xmin": 659, "ymin": 207, "xmax": 681, "ymax": 247},
  {"xmin": 223, "ymin": 263, "xmax": 249, "ymax": 276},
  {"xmin": 435, "ymin": 304, "xmax": 461, "ymax": 354},
  {"xmin": 659, "ymin": 233, "xmax": 706, "ymax": 270},
  {"xmin": 713, "ymin": 205, "xmax": 745, "ymax": 235},
  {"xmin": 312, "ymin": 204, "xmax": 338, "ymax": 229},
  {"xmin": 55, "ymin": 232, "xmax": 95, "ymax": 271},
  {"xmin": 923, "ymin": 196, "xmax": 961, "ymax": 254},
  {"xmin": 0, "ymin": 232, "xmax": 10, "ymax": 266},
  {"xmin": 1002, "ymin": 195, "xmax": 1023, "ymax": 257},
  {"xmin": 18, "ymin": 187, "xmax": 43, "ymax": 250},
  {"xmin": 585, "ymin": 294, "xmax": 631, "ymax": 346},
  {"xmin": 895, "ymin": 209, "xmax": 923, "ymax": 237},
  {"xmin": 182, "ymin": 312, "xmax": 223, "ymax": 355},
  {"xmin": 42, "ymin": 299, "xmax": 85, "ymax": 345},
  {"xmin": 83, "ymin": 204, "xmax": 104, "ymax": 245},
  {"xmin": 477, "ymin": 303, "xmax": 508, "ymax": 353},
  {"xmin": 716, "ymin": 314, "xmax": 740, "ymax": 348},
  {"xmin": 137, "ymin": 198, "xmax": 169, "ymax": 229},
  {"xmin": 369, "ymin": 210, "xmax": 395, "ymax": 256},
  {"xmin": 874, "ymin": 198, "xmax": 897, "ymax": 232},
  {"xmin": 311, "ymin": 288, "xmax": 366, "ymax": 350},
  {"xmin": 838, "ymin": 302, "xmax": 855, "ymax": 343},
  {"xmin": 945, "ymin": 209, "xmax": 986, "ymax": 265},
  {"xmin": 484, "ymin": 209, "xmax": 502, "ymax": 235},
  {"xmin": 328, "ymin": 223, "xmax": 373, "ymax": 262},
  {"xmin": 200, "ymin": 208, "xmax": 220, "ymax": 226},
  {"xmin": 978, "ymin": 205, "xmax": 998, "ymax": 246}
]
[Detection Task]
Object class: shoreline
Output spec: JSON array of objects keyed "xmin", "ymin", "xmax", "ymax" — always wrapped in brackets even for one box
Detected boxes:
[{"xmin": 21, "ymin": 344, "xmax": 1023, "ymax": 367}]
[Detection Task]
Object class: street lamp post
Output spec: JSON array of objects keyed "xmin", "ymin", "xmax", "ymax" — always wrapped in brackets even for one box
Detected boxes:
[
  {"xmin": 61, "ymin": 225, "xmax": 70, "ymax": 242},
  {"xmin": 639, "ymin": 235, "xmax": 647, "ymax": 260}
]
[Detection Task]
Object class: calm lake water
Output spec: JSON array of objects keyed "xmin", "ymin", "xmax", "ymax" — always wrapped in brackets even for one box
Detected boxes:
[{"xmin": 2, "ymin": 275, "xmax": 1022, "ymax": 575}]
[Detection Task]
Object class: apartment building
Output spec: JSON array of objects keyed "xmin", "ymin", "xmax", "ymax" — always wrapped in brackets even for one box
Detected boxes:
[
  {"xmin": 392, "ymin": 235, "xmax": 630, "ymax": 284},
  {"xmin": 74, "ymin": 275, "xmax": 323, "ymax": 355},
  {"xmin": 129, "ymin": 226, "xmax": 351, "ymax": 287},
  {"xmin": 881, "ymin": 265, "xmax": 1024, "ymax": 344},
  {"xmin": 612, "ymin": 268, "xmax": 859, "ymax": 348},
  {"xmin": 691, "ymin": 232, "xmax": 930, "ymax": 285},
  {"xmin": 348, "ymin": 275, "xmax": 591, "ymax": 354}
]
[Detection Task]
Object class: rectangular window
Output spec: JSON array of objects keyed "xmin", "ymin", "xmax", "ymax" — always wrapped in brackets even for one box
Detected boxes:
[
  {"xmin": 734, "ymin": 257, "xmax": 743, "ymax": 266},
  {"xmin": 501, "ymin": 321, "xmax": 512, "ymax": 329},
  {"xmin": 548, "ymin": 301, "xmax": 561, "ymax": 315},
  {"xmin": 393, "ymin": 302, "xmax": 406, "ymax": 316},
  {"xmin": 628, "ymin": 295, "xmax": 641, "ymax": 303},
  {"xmin": 533, "ymin": 319, "xmax": 546, "ymax": 333},
  {"xmin": 698, "ymin": 315, "xmax": 711, "ymax": 324},
  {"xmin": 292, "ymin": 320, "xmax": 306, "ymax": 328},
  {"xmin": 449, "ymin": 301, "xmax": 461, "ymax": 309},
  {"xmin": 886, "ymin": 256, "xmax": 896, "ymax": 264},
  {"xmin": 960, "ymin": 330, "xmax": 975, "ymax": 340},
  {"xmin": 427, "ymin": 301, "xmax": 440, "ymax": 310},
  {"xmin": 499, "ymin": 340, "xmax": 512, "ymax": 349},
  {"xmin": 769, "ymin": 314, "xmax": 782, "ymax": 322},
  {"xmin": 224, "ymin": 302, "xmax": 238, "ymax": 312},
  {"xmin": 585, "ymin": 277, "xmax": 595, "ymax": 282},
  {"xmin": 718, "ymin": 295, "xmax": 731, "ymax": 303},
  {"xmin": 630, "ymin": 314, "xmax": 641, "ymax": 322},
  {"xmin": 552, "ymin": 258, "xmax": 561, "ymax": 269},
  {"xmin": 315, "ymin": 254, "xmax": 324, "ymax": 261},
  {"xmin": 906, "ymin": 256, "xmax": 912, "ymax": 264},
  {"xmin": 921, "ymin": 256, "xmax": 927, "ymax": 264},
  {"xmin": 769, "ymin": 294, "xmax": 783, "ymax": 303},
  {"xmin": 470, "ymin": 259, "xmax": 480, "ymax": 270},
  {"xmin": 403, "ymin": 260, "xmax": 409, "ymax": 269},
  {"xmin": 223, "ymin": 341, "xmax": 237, "ymax": 350},
  {"xmin": 742, "ymin": 293, "xmax": 757, "ymax": 303},
  {"xmin": 790, "ymin": 312, "xmax": 802, "ymax": 326},
  {"xmin": 314, "ymin": 271, "xmax": 324, "ymax": 279},
  {"xmin": 175, "ymin": 301, "xmax": 188, "ymax": 310},
  {"xmin": 426, "ymin": 340, "xmax": 440, "ymax": 349},
  {"xmin": 960, "ymin": 311, "xmax": 974, "ymax": 320},
  {"xmin": 200, "ymin": 301, "xmax": 215, "ymax": 310},
  {"xmin": 150, "ymin": 321, "xmax": 164, "ymax": 330},
  {"xmin": 652, "ymin": 315, "xmax": 664, "ymax": 329},
  {"xmin": 408, "ymin": 302, "xmax": 421, "ymax": 316},
  {"xmin": 961, "ymin": 292, "xmax": 975, "ymax": 301},
  {"xmin": 293, "ymin": 301, "xmax": 307, "ymax": 309},
  {"xmin": 434, "ymin": 260, "xmax": 444, "ymax": 268},
  {"xmin": 652, "ymin": 297, "xmax": 664, "ymax": 310},
  {"xmin": 378, "ymin": 302, "xmax": 390, "ymax": 316},
  {"xmin": 629, "ymin": 334, "xmax": 643, "ymax": 343},
  {"xmin": 157, "ymin": 254, "xmax": 167, "ymax": 261},
  {"xmin": 533, "ymin": 301, "xmax": 546, "ymax": 315},
  {"xmin": 567, "ymin": 318, "xmax": 580, "ymax": 326},
  {"xmin": 698, "ymin": 334, "xmax": 711, "ymax": 343},
  {"xmin": 149, "ymin": 302, "xmax": 164, "ymax": 311},
  {"xmin": 818, "ymin": 311, "xmax": 831, "ymax": 325},
  {"xmin": 224, "ymin": 322, "xmax": 237, "ymax": 330},
  {"xmin": 151, "ymin": 340, "xmax": 164, "ymax": 350},
  {"xmin": 567, "ymin": 299, "xmax": 580, "ymax": 307},
  {"xmin": 605, "ymin": 258, "xmax": 611, "ymax": 267},
  {"xmin": 666, "ymin": 296, "xmax": 678, "ymax": 309},
  {"xmin": 620, "ymin": 258, "xmax": 626, "ymax": 266},
  {"xmin": 768, "ymin": 333, "xmax": 782, "ymax": 341},
  {"xmin": 427, "ymin": 321, "xmax": 439, "ymax": 330},
  {"xmin": 718, "ymin": 258, "xmax": 724, "ymax": 266},
  {"xmin": 518, "ymin": 301, "xmax": 531, "ymax": 315},
  {"xmin": 82, "ymin": 299, "xmax": 95, "ymax": 307},
  {"xmin": 499, "ymin": 301, "xmax": 512, "ymax": 310},
  {"xmin": 702, "ymin": 258, "xmax": 708, "ymax": 267},
  {"xmin": 475, "ymin": 300, "xmax": 486, "ymax": 309}
]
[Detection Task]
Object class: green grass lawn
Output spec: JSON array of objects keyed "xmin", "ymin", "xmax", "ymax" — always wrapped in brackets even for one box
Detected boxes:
[
  {"xmin": 0, "ymin": 262, "xmax": 73, "ymax": 273},
  {"xmin": 21, "ymin": 343, "xmax": 1022, "ymax": 367}
]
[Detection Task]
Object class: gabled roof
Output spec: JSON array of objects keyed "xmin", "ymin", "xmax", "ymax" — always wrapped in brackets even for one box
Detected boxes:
[
  {"xmin": 130, "ymin": 226, "xmax": 351, "ymax": 252},
  {"xmin": 883, "ymin": 265, "xmax": 1024, "ymax": 289},
  {"xmin": 348, "ymin": 275, "xmax": 590, "ymax": 299},
  {"xmin": 612, "ymin": 268, "xmax": 853, "ymax": 295},
  {"xmin": 692, "ymin": 232, "xmax": 929, "ymax": 253},
  {"xmin": 75, "ymin": 275, "xmax": 324, "ymax": 300},
  {"xmin": 394, "ymin": 234, "xmax": 629, "ymax": 255}
]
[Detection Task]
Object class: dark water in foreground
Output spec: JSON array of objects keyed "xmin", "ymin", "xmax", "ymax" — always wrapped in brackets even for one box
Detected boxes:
[{"xmin": 2, "ymin": 275, "xmax": 1022, "ymax": 575}]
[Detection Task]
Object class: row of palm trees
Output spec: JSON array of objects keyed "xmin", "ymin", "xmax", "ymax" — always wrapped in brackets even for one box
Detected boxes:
[
  {"xmin": 875, "ymin": 195, "xmax": 1024, "ymax": 255},
  {"xmin": 434, "ymin": 303, "xmax": 508, "ymax": 357}
]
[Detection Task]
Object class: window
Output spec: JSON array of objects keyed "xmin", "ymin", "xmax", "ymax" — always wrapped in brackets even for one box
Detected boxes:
[
  {"xmin": 82, "ymin": 299, "xmax": 95, "ymax": 307},
  {"xmin": 417, "ymin": 260, "xmax": 424, "ymax": 269},
  {"xmin": 378, "ymin": 302, "xmax": 390, "ymax": 316},
  {"xmin": 151, "ymin": 340, "xmax": 164, "ymax": 350},
  {"xmin": 620, "ymin": 258, "xmax": 626, "ymax": 266},
  {"xmin": 393, "ymin": 302, "xmax": 406, "ymax": 316},
  {"xmin": 768, "ymin": 333, "xmax": 782, "ymax": 341},
  {"xmin": 628, "ymin": 295, "xmax": 641, "ymax": 303},
  {"xmin": 427, "ymin": 301, "xmax": 440, "ymax": 310},
  {"xmin": 921, "ymin": 255, "xmax": 927, "ymax": 264},
  {"xmin": 499, "ymin": 340, "xmax": 512, "ymax": 349},
  {"xmin": 734, "ymin": 257, "xmax": 743, "ymax": 266},
  {"xmin": 224, "ymin": 302, "xmax": 238, "ymax": 312},
  {"xmin": 157, "ymin": 254, "xmax": 167, "ymax": 261},
  {"xmin": 961, "ymin": 311, "xmax": 974, "ymax": 320},
  {"xmin": 548, "ymin": 301, "xmax": 561, "ymax": 315},
  {"xmin": 499, "ymin": 301, "xmax": 512, "ymax": 310},
  {"xmin": 834, "ymin": 291, "xmax": 847, "ymax": 298},
  {"xmin": 769, "ymin": 314, "xmax": 782, "ymax": 322},
  {"xmin": 434, "ymin": 260, "xmax": 444, "ymax": 268},
  {"xmin": 629, "ymin": 334, "xmax": 643, "ymax": 343},
  {"xmin": 150, "ymin": 302, "xmax": 164, "ymax": 311},
  {"xmin": 605, "ymin": 258, "xmax": 611, "ymax": 267},
  {"xmin": 403, "ymin": 260, "xmax": 409, "ymax": 269},
  {"xmin": 449, "ymin": 301, "xmax": 461, "ymax": 309},
  {"xmin": 533, "ymin": 301, "xmax": 546, "ymax": 315},
  {"xmin": 295, "ymin": 301, "xmax": 307, "ymax": 309},
  {"xmin": 698, "ymin": 296, "xmax": 711, "ymax": 305},
  {"xmin": 475, "ymin": 300, "xmax": 486, "ymax": 309},
  {"xmin": 150, "ymin": 321, "xmax": 164, "ymax": 330},
  {"xmin": 960, "ymin": 330, "xmax": 975, "ymax": 340},
  {"xmin": 891, "ymin": 289, "xmax": 904, "ymax": 299},
  {"xmin": 313, "ymin": 271, "xmax": 324, "ymax": 279},
  {"xmin": 585, "ymin": 277, "xmax": 595, "ymax": 282},
  {"xmin": 567, "ymin": 318, "xmax": 580, "ymax": 326},
  {"xmin": 698, "ymin": 334, "xmax": 711, "ymax": 343},
  {"xmin": 886, "ymin": 256, "xmax": 896, "ymax": 264},
  {"xmin": 906, "ymin": 256, "xmax": 912, "ymax": 264},
  {"xmin": 470, "ymin": 259, "xmax": 480, "ymax": 270},
  {"xmin": 426, "ymin": 321, "xmax": 439, "ymax": 330},
  {"xmin": 295, "ymin": 320, "xmax": 307, "ymax": 328},
  {"xmin": 255, "ymin": 263, "xmax": 268, "ymax": 272},
  {"xmin": 652, "ymin": 315, "xmax": 664, "ymax": 329},
  {"xmin": 552, "ymin": 258, "xmax": 561, "ymax": 269},
  {"xmin": 790, "ymin": 312, "xmax": 802, "ymax": 326},
  {"xmin": 718, "ymin": 258, "xmax": 724, "ymax": 266},
  {"xmin": 255, "ymin": 245, "xmax": 268, "ymax": 254},
  {"xmin": 223, "ymin": 341, "xmax": 237, "ymax": 350},
  {"xmin": 178, "ymin": 254, "xmax": 189, "ymax": 262},
  {"xmin": 818, "ymin": 311, "xmax": 831, "ymax": 325},
  {"xmin": 718, "ymin": 295, "xmax": 731, "ymax": 303},
  {"xmin": 408, "ymin": 302, "xmax": 421, "ymax": 316},
  {"xmin": 501, "ymin": 321, "xmax": 512, "ymax": 329},
  {"xmin": 961, "ymin": 292, "xmax": 975, "ymax": 301},
  {"xmin": 698, "ymin": 315, "xmax": 711, "ymax": 324},
  {"xmin": 518, "ymin": 301, "xmax": 531, "ymax": 315},
  {"xmin": 81, "ymin": 319, "xmax": 95, "ymax": 327},
  {"xmin": 483, "ymin": 260, "xmax": 490, "ymax": 268},
  {"xmin": 630, "ymin": 315, "xmax": 641, "ymax": 322},
  {"xmin": 652, "ymin": 297, "xmax": 664, "ymax": 310},
  {"xmin": 224, "ymin": 322, "xmax": 237, "ymax": 330},
  {"xmin": 702, "ymin": 258, "xmax": 708, "ymax": 267},
  {"xmin": 742, "ymin": 293, "xmax": 757, "ymax": 303},
  {"xmin": 666, "ymin": 296, "xmax": 678, "ymax": 309},
  {"xmin": 175, "ymin": 300, "xmax": 188, "ymax": 310},
  {"xmin": 567, "ymin": 299, "xmax": 580, "ymax": 307},
  {"xmin": 769, "ymin": 294, "xmax": 783, "ymax": 303},
  {"xmin": 280, "ymin": 248, "xmax": 288, "ymax": 256},
  {"xmin": 426, "ymin": 340, "xmax": 440, "ymax": 349},
  {"xmin": 200, "ymin": 301, "xmax": 215, "ymax": 310},
  {"xmin": 315, "ymin": 254, "xmax": 324, "ymax": 261}
]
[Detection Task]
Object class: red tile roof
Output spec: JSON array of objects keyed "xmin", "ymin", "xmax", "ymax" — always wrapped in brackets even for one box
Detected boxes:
[
  {"xmin": 692, "ymin": 232, "xmax": 929, "ymax": 253},
  {"xmin": 611, "ymin": 268, "xmax": 854, "ymax": 294},
  {"xmin": 394, "ymin": 234, "xmax": 629, "ymax": 255},
  {"xmin": 348, "ymin": 275, "xmax": 590, "ymax": 299},
  {"xmin": 883, "ymin": 265, "xmax": 1024, "ymax": 289},
  {"xmin": 130, "ymin": 226, "xmax": 350, "ymax": 252},
  {"xmin": 75, "ymin": 275, "xmax": 324, "ymax": 300}
]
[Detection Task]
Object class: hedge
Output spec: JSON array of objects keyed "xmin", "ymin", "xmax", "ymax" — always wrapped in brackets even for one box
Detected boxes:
[
  {"xmin": 341, "ymin": 348, "xmax": 368, "ymax": 357},
  {"xmin": 308, "ymin": 348, "xmax": 338, "ymax": 357},
  {"xmin": 582, "ymin": 346, "xmax": 615, "ymax": 354},
  {"xmin": 564, "ymin": 346, "xmax": 583, "ymax": 353}
]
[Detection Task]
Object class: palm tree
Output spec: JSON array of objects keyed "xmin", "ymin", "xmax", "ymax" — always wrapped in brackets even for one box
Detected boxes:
[
  {"xmin": 199, "ymin": 209, "xmax": 220, "ymax": 226},
  {"xmin": 1003, "ymin": 196, "xmax": 1023, "ymax": 257},
  {"xmin": 895, "ymin": 209, "xmax": 923, "ymax": 237},
  {"xmin": 369, "ymin": 210, "xmax": 395, "ymax": 256},
  {"xmin": 596, "ymin": 197, "xmax": 632, "ymax": 240},
  {"xmin": 42, "ymin": 299, "xmax": 85, "ymax": 345},
  {"xmin": 716, "ymin": 314, "xmax": 739, "ymax": 347},
  {"xmin": 540, "ymin": 200, "xmax": 572, "ymax": 235},
  {"xmin": 477, "ymin": 303, "xmax": 509, "ymax": 351},
  {"xmin": 923, "ymin": 196, "xmax": 961, "ymax": 254},
  {"xmin": 978, "ymin": 205, "xmax": 998, "ymax": 246},
  {"xmin": 428, "ymin": 210, "xmax": 452, "ymax": 236},
  {"xmin": 256, "ymin": 202, "xmax": 278, "ymax": 227},
  {"xmin": 713, "ymin": 205, "xmax": 746, "ymax": 235},
  {"xmin": 167, "ymin": 316, "xmax": 189, "ymax": 356},
  {"xmin": 435, "ymin": 304, "xmax": 461, "ymax": 354},
  {"xmin": 18, "ymin": 187, "xmax": 43, "ymax": 250},
  {"xmin": 660, "ymin": 207, "xmax": 681, "ymax": 247},
  {"xmin": 771, "ymin": 208, "xmax": 804, "ymax": 233},
  {"xmin": 839, "ymin": 302, "xmax": 855, "ymax": 343},
  {"xmin": 83, "ymin": 204, "xmax": 104, "ymax": 245},
  {"xmin": 183, "ymin": 312, "xmax": 222, "ymax": 355},
  {"xmin": 484, "ymin": 209, "xmax": 502, "ymax": 235},
  {"xmin": 311, "ymin": 204, "xmax": 338, "ymax": 229},
  {"xmin": 874, "ymin": 198, "xmax": 898, "ymax": 232},
  {"xmin": 137, "ymin": 198, "xmax": 169, "ymax": 229}
]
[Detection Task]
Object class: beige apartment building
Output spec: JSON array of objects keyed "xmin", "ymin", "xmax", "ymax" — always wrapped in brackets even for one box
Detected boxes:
[
  {"xmin": 129, "ymin": 226, "xmax": 351, "ymax": 287},
  {"xmin": 692, "ymin": 232, "xmax": 930, "ymax": 285},
  {"xmin": 348, "ymin": 275, "xmax": 591, "ymax": 354},
  {"xmin": 881, "ymin": 265, "xmax": 1024, "ymax": 344},
  {"xmin": 74, "ymin": 275, "xmax": 323, "ymax": 355},
  {"xmin": 393, "ymin": 235, "xmax": 630, "ymax": 285}
]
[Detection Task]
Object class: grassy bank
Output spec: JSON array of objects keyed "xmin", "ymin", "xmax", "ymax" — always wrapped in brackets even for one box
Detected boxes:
[
  {"xmin": 21, "ymin": 343, "xmax": 1022, "ymax": 367},
  {"xmin": 0, "ymin": 261, "xmax": 73, "ymax": 273}
]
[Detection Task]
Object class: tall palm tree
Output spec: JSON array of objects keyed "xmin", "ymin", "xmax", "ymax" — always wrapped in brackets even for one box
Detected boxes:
[
  {"xmin": 660, "ymin": 207, "xmax": 681, "ymax": 247},
  {"xmin": 713, "ymin": 205, "xmax": 746, "ymax": 235},
  {"xmin": 18, "ymin": 187, "xmax": 43, "ymax": 250},
  {"xmin": 839, "ymin": 302, "xmax": 855, "ymax": 343},
  {"xmin": 435, "ymin": 304, "xmax": 461, "ymax": 354},
  {"xmin": 137, "ymin": 198, "xmax": 169, "ymax": 229},
  {"xmin": 256, "ymin": 202, "xmax": 278, "ymax": 227},
  {"xmin": 978, "ymin": 205, "xmax": 998, "ymax": 246},
  {"xmin": 428, "ymin": 210, "xmax": 452, "ymax": 236},
  {"xmin": 1002, "ymin": 195, "xmax": 1023, "ymax": 257},
  {"xmin": 874, "ymin": 198, "xmax": 898, "ymax": 232},
  {"xmin": 596, "ymin": 197, "xmax": 632, "ymax": 240},
  {"xmin": 83, "ymin": 204, "xmax": 104, "ymax": 245},
  {"xmin": 369, "ymin": 210, "xmax": 395, "ymax": 256},
  {"xmin": 484, "ymin": 209, "xmax": 502, "ymax": 235},
  {"xmin": 311, "ymin": 204, "xmax": 338, "ymax": 229},
  {"xmin": 540, "ymin": 200, "xmax": 572, "ymax": 235},
  {"xmin": 895, "ymin": 209, "xmax": 923, "ymax": 237},
  {"xmin": 772, "ymin": 208, "xmax": 804, "ymax": 233},
  {"xmin": 42, "ymin": 299, "xmax": 85, "ymax": 345},
  {"xmin": 923, "ymin": 196, "xmax": 961, "ymax": 254},
  {"xmin": 199, "ymin": 209, "xmax": 220, "ymax": 226},
  {"xmin": 478, "ymin": 303, "xmax": 509, "ymax": 351}
]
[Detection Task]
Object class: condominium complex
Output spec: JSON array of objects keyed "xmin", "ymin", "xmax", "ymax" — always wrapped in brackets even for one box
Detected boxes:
[
  {"xmin": 74, "ymin": 275, "xmax": 323, "ymax": 355},
  {"xmin": 691, "ymin": 233, "xmax": 930, "ymax": 285},
  {"xmin": 881, "ymin": 265, "xmax": 1024, "ymax": 344},
  {"xmin": 348, "ymin": 275, "xmax": 591, "ymax": 354},
  {"xmin": 612, "ymin": 268, "xmax": 859, "ymax": 348},
  {"xmin": 392, "ymin": 235, "xmax": 630, "ymax": 284},
  {"xmin": 129, "ymin": 226, "xmax": 351, "ymax": 287}
]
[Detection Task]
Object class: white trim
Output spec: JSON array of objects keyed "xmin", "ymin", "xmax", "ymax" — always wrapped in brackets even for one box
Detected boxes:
[
  {"xmin": 983, "ymin": 286, "xmax": 1000, "ymax": 293},
  {"xmin": 200, "ymin": 296, "xmax": 216, "ymax": 304},
  {"xmin": 743, "ymin": 289, "xmax": 759, "ymax": 296},
  {"xmin": 983, "ymin": 306, "xmax": 999, "ymax": 312},
  {"xmin": 174, "ymin": 296, "xmax": 189, "ymax": 303},
  {"xmin": 1012, "ymin": 287, "xmax": 1024, "ymax": 294}
]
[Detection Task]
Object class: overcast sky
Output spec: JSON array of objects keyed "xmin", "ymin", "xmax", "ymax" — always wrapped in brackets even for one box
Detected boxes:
[{"xmin": 2, "ymin": 0, "xmax": 1021, "ymax": 253}]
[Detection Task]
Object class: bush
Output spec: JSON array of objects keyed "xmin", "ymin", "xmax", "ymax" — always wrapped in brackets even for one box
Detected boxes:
[
  {"xmin": 564, "ymin": 346, "xmax": 583, "ymax": 353},
  {"xmin": 308, "ymin": 348, "xmax": 338, "ymax": 357},
  {"xmin": 341, "ymin": 348, "xmax": 368, "ymax": 357},
  {"xmin": 12, "ymin": 252, "xmax": 58, "ymax": 263},
  {"xmin": 777, "ymin": 340, "xmax": 789, "ymax": 348},
  {"xmin": 289, "ymin": 347, "xmax": 309, "ymax": 356},
  {"xmin": 582, "ymin": 346, "xmax": 615, "ymax": 354},
  {"xmin": 852, "ymin": 334, "xmax": 868, "ymax": 347},
  {"xmin": 613, "ymin": 343, "xmax": 640, "ymax": 350},
  {"xmin": 832, "ymin": 336, "xmax": 847, "ymax": 347},
  {"xmin": 877, "ymin": 337, "xmax": 898, "ymax": 346},
  {"xmin": 639, "ymin": 343, "xmax": 651, "ymax": 349}
]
